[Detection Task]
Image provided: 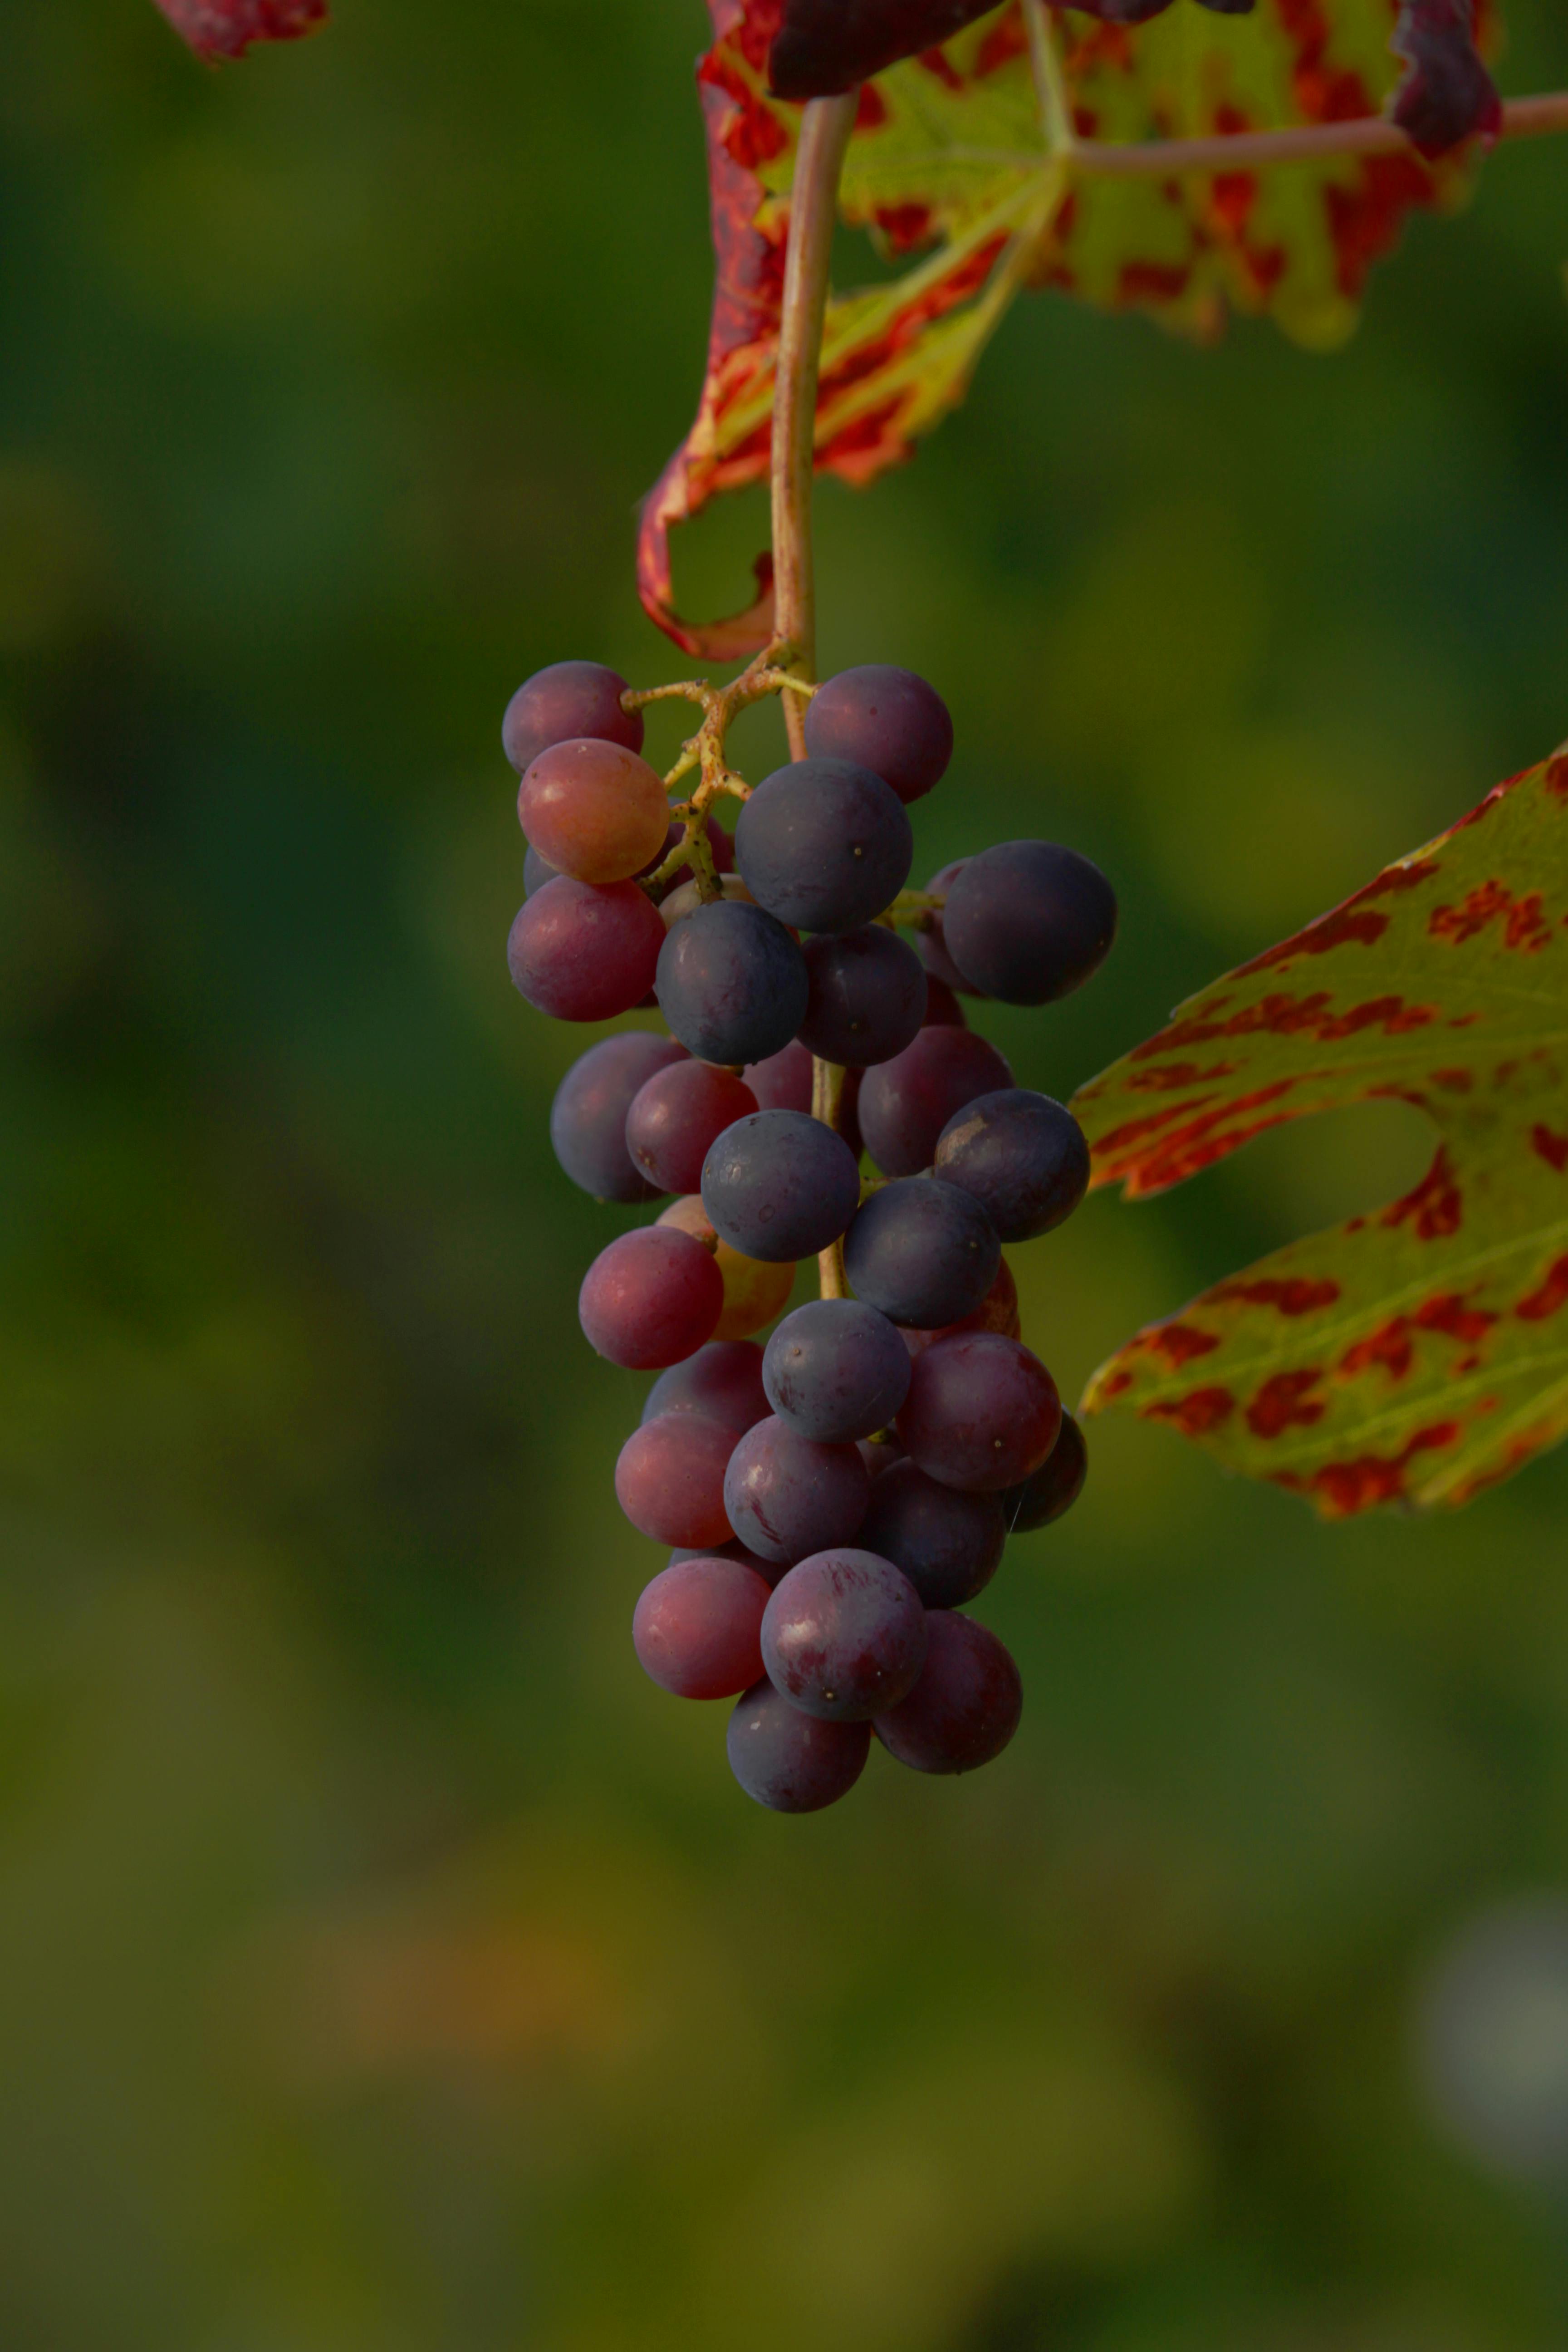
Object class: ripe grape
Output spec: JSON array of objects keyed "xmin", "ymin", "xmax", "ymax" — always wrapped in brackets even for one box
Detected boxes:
[
  {"xmin": 744, "ymin": 1041, "xmax": 862, "ymax": 1157},
  {"xmin": 921, "ymin": 974, "xmax": 967, "ymax": 1029},
  {"xmin": 857, "ymin": 1458, "xmax": 1005, "ymax": 1609},
  {"xmin": 798, "ymin": 926, "xmax": 927, "ymax": 1068},
  {"xmin": 502, "ymin": 659, "xmax": 643, "ymax": 776},
  {"xmin": 670, "ymin": 1536, "xmax": 788, "ymax": 1589},
  {"xmin": 701, "ymin": 1109, "xmax": 862, "ymax": 1264},
  {"xmin": 933, "ymin": 1088, "xmax": 1091, "ymax": 1242},
  {"xmin": 643, "ymin": 1340, "xmax": 769, "ymax": 1436},
  {"xmin": 941, "ymin": 840, "xmax": 1117, "ymax": 1004},
  {"xmin": 762, "ymin": 1298, "xmax": 911, "ymax": 1443},
  {"xmin": 858, "ymin": 1435, "xmax": 905, "ymax": 1482},
  {"xmin": 902, "ymin": 1254, "xmax": 1019, "ymax": 1359},
  {"xmin": 874, "ymin": 1611, "xmax": 1022, "ymax": 1774},
  {"xmin": 549, "ymin": 1033, "xmax": 687, "ymax": 1203},
  {"xmin": 655, "ymin": 1195, "xmax": 794, "ymax": 1342},
  {"xmin": 614, "ymin": 1411, "xmax": 735, "ymax": 1548},
  {"xmin": 916, "ymin": 858, "xmax": 982, "ymax": 997},
  {"xmin": 1002, "ymin": 1410, "xmax": 1088, "ymax": 1532},
  {"xmin": 897, "ymin": 1331, "xmax": 1061, "ymax": 1492},
  {"xmin": 726, "ymin": 1679, "xmax": 871, "ymax": 1812},
  {"xmin": 626, "ymin": 1061, "xmax": 758, "ymax": 1196},
  {"xmin": 856, "ymin": 1026, "xmax": 1013, "ymax": 1179},
  {"xmin": 517, "ymin": 737, "xmax": 671, "ymax": 885},
  {"xmin": 803, "ymin": 664, "xmax": 953, "ymax": 805},
  {"xmin": 655, "ymin": 899, "xmax": 809, "ymax": 1067},
  {"xmin": 760, "ymin": 1548, "xmax": 926, "ymax": 1720},
  {"xmin": 507, "ymin": 877, "xmax": 666, "ymax": 1022},
  {"xmin": 843, "ymin": 1176, "xmax": 1000, "ymax": 1330},
  {"xmin": 578, "ymin": 1226, "xmax": 723, "ymax": 1369},
  {"xmin": 723, "ymin": 1415, "xmax": 871, "ymax": 1566},
  {"xmin": 632, "ymin": 1557, "xmax": 771, "ymax": 1700},
  {"xmin": 735, "ymin": 757, "xmax": 913, "ymax": 934}
]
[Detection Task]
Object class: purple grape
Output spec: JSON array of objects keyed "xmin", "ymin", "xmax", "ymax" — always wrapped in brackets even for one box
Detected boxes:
[
  {"xmin": 508, "ymin": 878, "xmax": 666, "ymax": 1023},
  {"xmin": 843, "ymin": 1176, "xmax": 999, "ymax": 1330},
  {"xmin": 798, "ymin": 927, "xmax": 927, "ymax": 1068},
  {"xmin": 1002, "ymin": 1411, "xmax": 1088, "ymax": 1533},
  {"xmin": 922, "ymin": 974, "xmax": 967, "ymax": 1029},
  {"xmin": 897, "ymin": 1332, "xmax": 1061, "ymax": 1494},
  {"xmin": 701, "ymin": 1109, "xmax": 862, "ymax": 1265},
  {"xmin": 502, "ymin": 659, "xmax": 643, "ymax": 775},
  {"xmin": 549, "ymin": 1033, "xmax": 687, "ymax": 1203},
  {"xmin": 643, "ymin": 1341, "xmax": 769, "ymax": 1436},
  {"xmin": 723, "ymin": 1415, "xmax": 871, "ymax": 1566},
  {"xmin": 579, "ymin": 1228, "xmax": 723, "ymax": 1370},
  {"xmin": 762, "ymin": 1298, "xmax": 911, "ymax": 1442},
  {"xmin": 625, "ymin": 1061, "xmax": 759, "ymax": 1196},
  {"xmin": 858, "ymin": 1435, "xmax": 905, "ymax": 1481},
  {"xmin": 932, "ymin": 1088, "xmax": 1091, "ymax": 1242},
  {"xmin": 857, "ymin": 1027, "xmax": 1013, "ymax": 1179},
  {"xmin": 941, "ymin": 841, "xmax": 1117, "ymax": 1004},
  {"xmin": 655, "ymin": 899, "xmax": 808, "ymax": 1067},
  {"xmin": 726, "ymin": 1679, "xmax": 870, "ymax": 1812},
  {"xmin": 614, "ymin": 1411, "xmax": 735, "ymax": 1548},
  {"xmin": 803, "ymin": 664, "xmax": 953, "ymax": 805},
  {"xmin": 857, "ymin": 1457, "xmax": 1005, "ymax": 1609},
  {"xmin": 632, "ymin": 1557, "xmax": 770, "ymax": 1700},
  {"xmin": 745, "ymin": 1042, "xmax": 863, "ymax": 1158},
  {"xmin": 917, "ymin": 859, "xmax": 982, "ymax": 997},
  {"xmin": 734, "ymin": 757, "xmax": 913, "ymax": 935},
  {"xmin": 760, "ymin": 1548, "xmax": 926, "ymax": 1720},
  {"xmin": 670, "ymin": 1536, "xmax": 789, "ymax": 1589},
  {"xmin": 874, "ymin": 1611, "xmax": 1022, "ymax": 1774}
]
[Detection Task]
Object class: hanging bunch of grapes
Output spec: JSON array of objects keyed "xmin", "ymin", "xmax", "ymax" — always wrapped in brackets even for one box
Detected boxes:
[{"xmin": 505, "ymin": 647, "xmax": 1112, "ymax": 1812}]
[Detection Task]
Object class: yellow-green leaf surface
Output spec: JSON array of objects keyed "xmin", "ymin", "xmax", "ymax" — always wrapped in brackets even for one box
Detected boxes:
[{"xmin": 1074, "ymin": 745, "xmax": 1568, "ymax": 1518}]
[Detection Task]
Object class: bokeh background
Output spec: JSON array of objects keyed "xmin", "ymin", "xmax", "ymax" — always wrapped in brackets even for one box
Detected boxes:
[{"xmin": 4, "ymin": 2, "xmax": 1568, "ymax": 2344}]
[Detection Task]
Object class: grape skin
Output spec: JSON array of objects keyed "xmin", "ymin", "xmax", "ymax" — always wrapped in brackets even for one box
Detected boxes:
[
  {"xmin": 1002, "ymin": 1410, "xmax": 1088, "ymax": 1532},
  {"xmin": 701, "ymin": 1109, "xmax": 862, "ymax": 1265},
  {"xmin": 942, "ymin": 840, "xmax": 1117, "ymax": 1004},
  {"xmin": 626, "ymin": 1061, "xmax": 759, "ymax": 1197},
  {"xmin": 518, "ymin": 737, "xmax": 671, "ymax": 885},
  {"xmin": 507, "ymin": 877, "xmax": 666, "ymax": 1022},
  {"xmin": 643, "ymin": 1340, "xmax": 769, "ymax": 1436},
  {"xmin": 502, "ymin": 659, "xmax": 643, "ymax": 776},
  {"xmin": 632, "ymin": 1558, "xmax": 771, "ymax": 1700},
  {"xmin": 874, "ymin": 1612, "xmax": 1023, "ymax": 1774},
  {"xmin": 735, "ymin": 757, "xmax": 913, "ymax": 935},
  {"xmin": 933, "ymin": 1088, "xmax": 1091, "ymax": 1242},
  {"xmin": 744, "ymin": 1041, "xmax": 863, "ymax": 1159},
  {"xmin": 723, "ymin": 1415, "xmax": 871, "ymax": 1566},
  {"xmin": 760, "ymin": 1548, "xmax": 926, "ymax": 1721},
  {"xmin": 798, "ymin": 926, "xmax": 928, "ymax": 1068},
  {"xmin": 897, "ymin": 1331, "xmax": 1062, "ymax": 1494},
  {"xmin": 843, "ymin": 1176, "xmax": 1000, "ymax": 1331},
  {"xmin": 803, "ymin": 664, "xmax": 953, "ymax": 805},
  {"xmin": 670, "ymin": 1536, "xmax": 788, "ymax": 1590},
  {"xmin": 655, "ymin": 1196, "xmax": 795, "ymax": 1342},
  {"xmin": 857, "ymin": 1458, "xmax": 1005, "ymax": 1609},
  {"xmin": 655, "ymin": 899, "xmax": 809, "ymax": 1067},
  {"xmin": 762, "ymin": 1298, "xmax": 911, "ymax": 1443},
  {"xmin": 857, "ymin": 1026, "xmax": 1013, "ymax": 1180},
  {"xmin": 726, "ymin": 1679, "xmax": 870, "ymax": 1812},
  {"xmin": 614, "ymin": 1411, "xmax": 736, "ymax": 1548},
  {"xmin": 550, "ymin": 1033, "xmax": 687, "ymax": 1203},
  {"xmin": 578, "ymin": 1227, "xmax": 723, "ymax": 1370}
]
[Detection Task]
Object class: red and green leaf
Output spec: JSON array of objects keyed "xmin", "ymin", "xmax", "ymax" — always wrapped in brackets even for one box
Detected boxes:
[
  {"xmin": 152, "ymin": 0, "xmax": 327, "ymax": 62},
  {"xmin": 1073, "ymin": 744, "xmax": 1568, "ymax": 1519}
]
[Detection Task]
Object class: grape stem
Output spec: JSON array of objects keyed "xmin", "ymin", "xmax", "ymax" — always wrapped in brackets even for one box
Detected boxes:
[{"xmin": 627, "ymin": 651, "xmax": 816, "ymax": 900}]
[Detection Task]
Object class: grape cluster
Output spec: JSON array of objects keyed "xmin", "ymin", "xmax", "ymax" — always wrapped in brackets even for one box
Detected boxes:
[{"xmin": 505, "ymin": 652, "xmax": 1112, "ymax": 1812}]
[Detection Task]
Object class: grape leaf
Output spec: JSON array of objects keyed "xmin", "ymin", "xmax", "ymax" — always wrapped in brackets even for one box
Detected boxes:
[
  {"xmin": 151, "ymin": 0, "xmax": 327, "ymax": 63},
  {"xmin": 1072, "ymin": 745, "xmax": 1568, "ymax": 1519},
  {"xmin": 640, "ymin": 0, "xmax": 1493, "ymax": 655}
]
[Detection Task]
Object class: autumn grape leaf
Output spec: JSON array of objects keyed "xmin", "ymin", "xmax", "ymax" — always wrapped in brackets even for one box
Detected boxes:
[
  {"xmin": 1072, "ymin": 745, "xmax": 1568, "ymax": 1519},
  {"xmin": 641, "ymin": 0, "xmax": 1495, "ymax": 654},
  {"xmin": 151, "ymin": 0, "xmax": 327, "ymax": 62}
]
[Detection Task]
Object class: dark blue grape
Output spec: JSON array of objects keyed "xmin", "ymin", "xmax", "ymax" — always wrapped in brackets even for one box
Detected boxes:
[
  {"xmin": 1002, "ymin": 1411, "xmax": 1088, "ymax": 1532},
  {"xmin": 857, "ymin": 1457, "xmax": 1004, "ymax": 1608},
  {"xmin": 701, "ymin": 1109, "xmax": 862, "ymax": 1264},
  {"xmin": 844, "ymin": 1176, "xmax": 999, "ymax": 1330},
  {"xmin": 734, "ymin": 757, "xmax": 913, "ymax": 934},
  {"xmin": 723, "ymin": 1415, "xmax": 870, "ymax": 1566},
  {"xmin": 873, "ymin": 1610, "xmax": 1022, "ymax": 1775},
  {"xmin": 502, "ymin": 659, "xmax": 642, "ymax": 775},
  {"xmin": 856, "ymin": 1026, "xmax": 1012, "ymax": 1179},
  {"xmin": 798, "ymin": 927, "xmax": 927, "ymax": 1067},
  {"xmin": 802, "ymin": 665, "xmax": 953, "ymax": 804},
  {"xmin": 760, "ymin": 1548, "xmax": 926, "ymax": 1720},
  {"xmin": 655, "ymin": 899, "xmax": 808, "ymax": 1066},
  {"xmin": 643, "ymin": 1341, "xmax": 769, "ymax": 1437},
  {"xmin": 941, "ymin": 841, "xmax": 1117, "ymax": 1004},
  {"xmin": 933, "ymin": 1088, "xmax": 1091, "ymax": 1242},
  {"xmin": 762, "ymin": 1298, "xmax": 911, "ymax": 1443},
  {"xmin": 549, "ymin": 1032, "xmax": 687, "ymax": 1203},
  {"xmin": 726, "ymin": 1679, "xmax": 870, "ymax": 1812}
]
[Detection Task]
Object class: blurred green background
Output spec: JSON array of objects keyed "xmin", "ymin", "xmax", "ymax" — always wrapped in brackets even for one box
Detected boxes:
[{"xmin": 4, "ymin": 2, "xmax": 1568, "ymax": 2345}]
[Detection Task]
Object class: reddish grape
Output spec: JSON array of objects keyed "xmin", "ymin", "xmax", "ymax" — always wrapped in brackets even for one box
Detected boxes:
[
  {"xmin": 874, "ymin": 1612, "xmax": 1022, "ymax": 1774},
  {"xmin": 656, "ymin": 1196, "xmax": 795, "ymax": 1342},
  {"xmin": 760, "ymin": 1548, "xmax": 926, "ymax": 1720},
  {"xmin": 857, "ymin": 1026, "xmax": 1013, "ymax": 1179},
  {"xmin": 941, "ymin": 841, "xmax": 1117, "ymax": 1004},
  {"xmin": 579, "ymin": 1227, "xmax": 723, "ymax": 1370},
  {"xmin": 615, "ymin": 1411, "xmax": 735, "ymax": 1548},
  {"xmin": 518, "ymin": 737, "xmax": 670, "ymax": 885},
  {"xmin": 857, "ymin": 1458, "xmax": 1005, "ymax": 1609},
  {"xmin": 632, "ymin": 1557, "xmax": 771, "ymax": 1699},
  {"xmin": 627, "ymin": 1062, "xmax": 758, "ymax": 1196},
  {"xmin": 643, "ymin": 1341, "xmax": 769, "ymax": 1436},
  {"xmin": 550, "ymin": 1033, "xmax": 687, "ymax": 1203},
  {"xmin": 723, "ymin": 1415, "xmax": 871, "ymax": 1566},
  {"xmin": 1002, "ymin": 1410, "xmax": 1088, "ymax": 1532},
  {"xmin": 897, "ymin": 1331, "xmax": 1061, "ymax": 1493},
  {"xmin": 803, "ymin": 664, "xmax": 953, "ymax": 805},
  {"xmin": 726, "ymin": 1679, "xmax": 870, "ymax": 1812},
  {"xmin": 921, "ymin": 974, "xmax": 967, "ymax": 1029},
  {"xmin": 502, "ymin": 659, "xmax": 643, "ymax": 775},
  {"xmin": 798, "ymin": 927, "xmax": 927, "ymax": 1067},
  {"xmin": 507, "ymin": 878, "xmax": 666, "ymax": 1022}
]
